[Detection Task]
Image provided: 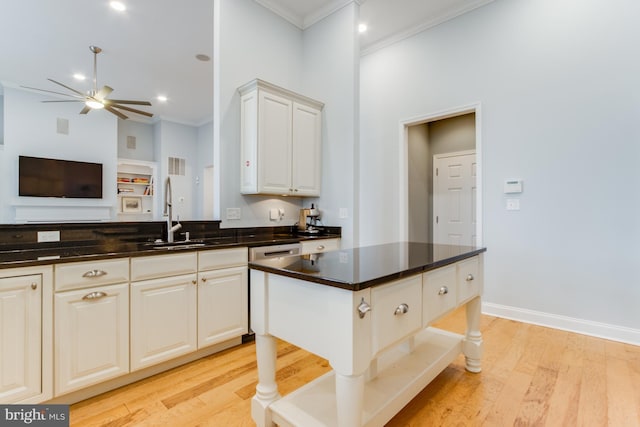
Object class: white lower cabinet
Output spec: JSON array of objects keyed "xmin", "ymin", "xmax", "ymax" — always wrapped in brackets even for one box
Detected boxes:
[
  {"xmin": 197, "ymin": 266, "xmax": 248, "ymax": 348},
  {"xmin": 0, "ymin": 273, "xmax": 44, "ymax": 403},
  {"xmin": 130, "ymin": 273, "xmax": 198, "ymax": 371},
  {"xmin": 54, "ymin": 283, "xmax": 129, "ymax": 395},
  {"xmin": 197, "ymin": 247, "xmax": 248, "ymax": 349}
]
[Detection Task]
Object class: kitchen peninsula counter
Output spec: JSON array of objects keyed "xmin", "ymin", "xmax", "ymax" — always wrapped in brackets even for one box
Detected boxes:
[{"xmin": 249, "ymin": 242, "xmax": 486, "ymax": 427}]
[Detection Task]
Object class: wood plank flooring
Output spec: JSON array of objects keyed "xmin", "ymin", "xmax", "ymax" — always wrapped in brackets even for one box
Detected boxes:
[{"xmin": 69, "ymin": 308, "xmax": 640, "ymax": 426}]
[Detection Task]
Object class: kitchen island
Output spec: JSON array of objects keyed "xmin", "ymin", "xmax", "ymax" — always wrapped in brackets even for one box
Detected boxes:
[{"xmin": 249, "ymin": 242, "xmax": 486, "ymax": 427}]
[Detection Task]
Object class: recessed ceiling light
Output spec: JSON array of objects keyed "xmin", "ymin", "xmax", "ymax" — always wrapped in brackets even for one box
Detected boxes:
[
  {"xmin": 195, "ymin": 54, "xmax": 211, "ymax": 62},
  {"xmin": 358, "ymin": 23, "xmax": 368, "ymax": 33},
  {"xmin": 110, "ymin": 1, "xmax": 126, "ymax": 12},
  {"xmin": 73, "ymin": 73, "xmax": 86, "ymax": 81},
  {"xmin": 157, "ymin": 95, "xmax": 168, "ymax": 102}
]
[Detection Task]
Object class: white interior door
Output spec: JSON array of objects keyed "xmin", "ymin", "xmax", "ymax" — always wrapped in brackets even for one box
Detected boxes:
[{"xmin": 433, "ymin": 150, "xmax": 476, "ymax": 246}]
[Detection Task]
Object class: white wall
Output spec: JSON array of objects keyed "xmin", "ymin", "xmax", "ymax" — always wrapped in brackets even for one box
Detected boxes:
[
  {"xmin": 1, "ymin": 87, "xmax": 117, "ymax": 222},
  {"xmin": 214, "ymin": 0, "xmax": 305, "ymax": 228},
  {"xmin": 360, "ymin": 0, "xmax": 640, "ymax": 341},
  {"xmin": 213, "ymin": 0, "xmax": 360, "ymax": 244},
  {"xmin": 302, "ymin": 3, "xmax": 359, "ymax": 249},
  {"xmin": 117, "ymin": 119, "xmax": 155, "ymax": 161},
  {"xmin": 153, "ymin": 120, "xmax": 198, "ymax": 222},
  {"xmin": 195, "ymin": 120, "xmax": 213, "ymax": 219}
]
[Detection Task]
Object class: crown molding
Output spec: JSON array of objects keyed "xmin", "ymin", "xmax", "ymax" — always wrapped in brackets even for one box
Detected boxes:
[
  {"xmin": 255, "ymin": 0, "xmax": 356, "ymax": 30},
  {"xmin": 361, "ymin": 0, "xmax": 495, "ymax": 56}
]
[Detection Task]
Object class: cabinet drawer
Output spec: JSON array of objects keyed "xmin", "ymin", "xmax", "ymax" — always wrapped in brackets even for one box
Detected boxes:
[
  {"xmin": 370, "ymin": 274, "xmax": 422, "ymax": 356},
  {"xmin": 54, "ymin": 282, "xmax": 129, "ymax": 395},
  {"xmin": 55, "ymin": 258, "xmax": 129, "ymax": 291},
  {"xmin": 198, "ymin": 247, "xmax": 247, "ymax": 271},
  {"xmin": 423, "ymin": 265, "xmax": 457, "ymax": 326},
  {"xmin": 300, "ymin": 238, "xmax": 340, "ymax": 255},
  {"xmin": 130, "ymin": 252, "xmax": 197, "ymax": 282},
  {"xmin": 457, "ymin": 256, "xmax": 481, "ymax": 304}
]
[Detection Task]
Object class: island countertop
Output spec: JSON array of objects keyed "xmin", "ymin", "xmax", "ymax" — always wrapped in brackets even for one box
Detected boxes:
[{"xmin": 248, "ymin": 242, "xmax": 486, "ymax": 291}]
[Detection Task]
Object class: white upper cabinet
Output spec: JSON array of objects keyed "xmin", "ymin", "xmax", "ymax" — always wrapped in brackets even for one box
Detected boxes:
[{"xmin": 239, "ymin": 79, "xmax": 323, "ymax": 197}]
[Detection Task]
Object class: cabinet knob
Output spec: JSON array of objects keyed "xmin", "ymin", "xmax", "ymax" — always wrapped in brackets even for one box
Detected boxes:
[
  {"xmin": 357, "ymin": 298, "xmax": 371, "ymax": 319},
  {"xmin": 82, "ymin": 269, "xmax": 108, "ymax": 278},
  {"xmin": 201, "ymin": 277, "xmax": 207, "ymax": 283},
  {"xmin": 466, "ymin": 274, "xmax": 474, "ymax": 282},
  {"xmin": 82, "ymin": 291, "xmax": 108, "ymax": 300},
  {"xmin": 192, "ymin": 280, "xmax": 198, "ymax": 285},
  {"xmin": 31, "ymin": 283, "xmax": 38, "ymax": 290},
  {"xmin": 438, "ymin": 286, "xmax": 449, "ymax": 295},
  {"xmin": 394, "ymin": 303, "xmax": 409, "ymax": 315},
  {"xmin": 317, "ymin": 245, "xmax": 325, "ymax": 251}
]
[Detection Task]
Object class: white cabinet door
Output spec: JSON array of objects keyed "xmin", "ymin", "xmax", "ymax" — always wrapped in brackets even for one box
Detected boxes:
[
  {"xmin": 258, "ymin": 90, "xmax": 293, "ymax": 195},
  {"xmin": 54, "ymin": 283, "xmax": 129, "ymax": 395},
  {"xmin": 0, "ymin": 274, "xmax": 41, "ymax": 403},
  {"xmin": 130, "ymin": 274, "xmax": 197, "ymax": 371},
  {"xmin": 197, "ymin": 266, "xmax": 248, "ymax": 348},
  {"xmin": 292, "ymin": 101, "xmax": 322, "ymax": 196},
  {"xmin": 240, "ymin": 79, "xmax": 323, "ymax": 197}
]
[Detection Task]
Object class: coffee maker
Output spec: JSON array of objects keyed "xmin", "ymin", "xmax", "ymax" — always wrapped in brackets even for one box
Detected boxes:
[{"xmin": 298, "ymin": 204, "xmax": 321, "ymax": 234}]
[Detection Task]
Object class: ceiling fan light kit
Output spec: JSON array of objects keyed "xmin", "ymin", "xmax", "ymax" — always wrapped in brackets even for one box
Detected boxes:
[{"xmin": 22, "ymin": 45, "xmax": 153, "ymax": 120}]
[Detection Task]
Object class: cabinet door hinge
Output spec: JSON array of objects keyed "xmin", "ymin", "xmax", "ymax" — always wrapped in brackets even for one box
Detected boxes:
[{"xmin": 436, "ymin": 216, "xmax": 439, "ymax": 224}]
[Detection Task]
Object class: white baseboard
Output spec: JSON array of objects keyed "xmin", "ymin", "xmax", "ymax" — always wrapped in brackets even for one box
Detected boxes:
[{"xmin": 482, "ymin": 302, "xmax": 640, "ymax": 346}]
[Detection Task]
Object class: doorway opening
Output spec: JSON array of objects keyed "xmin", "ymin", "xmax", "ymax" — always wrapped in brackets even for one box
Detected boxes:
[{"xmin": 399, "ymin": 104, "xmax": 482, "ymax": 246}]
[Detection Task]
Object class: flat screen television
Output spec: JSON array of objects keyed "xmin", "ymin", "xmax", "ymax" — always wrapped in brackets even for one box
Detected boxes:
[{"xmin": 19, "ymin": 155, "xmax": 103, "ymax": 199}]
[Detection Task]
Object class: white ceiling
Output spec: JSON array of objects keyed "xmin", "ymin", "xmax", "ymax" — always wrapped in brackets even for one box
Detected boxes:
[{"xmin": 0, "ymin": 0, "xmax": 493, "ymax": 126}]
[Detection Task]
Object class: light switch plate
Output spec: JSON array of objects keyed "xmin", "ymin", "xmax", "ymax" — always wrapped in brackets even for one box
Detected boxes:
[
  {"xmin": 339, "ymin": 208, "xmax": 348, "ymax": 219},
  {"xmin": 269, "ymin": 208, "xmax": 279, "ymax": 220}
]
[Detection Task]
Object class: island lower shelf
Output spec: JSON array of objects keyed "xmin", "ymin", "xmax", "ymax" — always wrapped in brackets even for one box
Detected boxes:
[{"xmin": 270, "ymin": 328, "xmax": 463, "ymax": 427}]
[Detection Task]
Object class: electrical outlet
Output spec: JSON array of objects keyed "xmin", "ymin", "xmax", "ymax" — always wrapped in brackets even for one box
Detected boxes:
[
  {"xmin": 37, "ymin": 230, "xmax": 60, "ymax": 243},
  {"xmin": 226, "ymin": 208, "xmax": 241, "ymax": 220},
  {"xmin": 506, "ymin": 199, "xmax": 520, "ymax": 211}
]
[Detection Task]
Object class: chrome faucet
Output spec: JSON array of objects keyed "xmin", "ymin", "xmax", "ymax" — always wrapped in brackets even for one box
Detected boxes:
[{"xmin": 163, "ymin": 177, "xmax": 182, "ymax": 242}]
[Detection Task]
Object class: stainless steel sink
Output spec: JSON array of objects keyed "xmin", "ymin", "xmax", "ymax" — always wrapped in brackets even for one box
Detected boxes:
[{"xmin": 145, "ymin": 240, "xmax": 206, "ymax": 250}]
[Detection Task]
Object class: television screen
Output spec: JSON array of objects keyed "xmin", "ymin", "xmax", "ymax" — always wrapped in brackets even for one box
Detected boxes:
[{"xmin": 19, "ymin": 155, "xmax": 103, "ymax": 199}]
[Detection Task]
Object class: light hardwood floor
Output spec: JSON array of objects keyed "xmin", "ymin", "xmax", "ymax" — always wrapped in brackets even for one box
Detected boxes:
[{"xmin": 69, "ymin": 308, "xmax": 640, "ymax": 426}]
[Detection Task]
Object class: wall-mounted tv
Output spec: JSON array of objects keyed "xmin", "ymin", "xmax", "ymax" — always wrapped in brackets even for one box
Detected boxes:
[{"xmin": 19, "ymin": 155, "xmax": 103, "ymax": 199}]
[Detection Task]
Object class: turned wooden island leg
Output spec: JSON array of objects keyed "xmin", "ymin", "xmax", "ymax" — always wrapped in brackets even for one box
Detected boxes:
[
  {"xmin": 463, "ymin": 296, "xmax": 483, "ymax": 373},
  {"xmin": 335, "ymin": 372, "xmax": 366, "ymax": 427},
  {"xmin": 252, "ymin": 333, "xmax": 281, "ymax": 427}
]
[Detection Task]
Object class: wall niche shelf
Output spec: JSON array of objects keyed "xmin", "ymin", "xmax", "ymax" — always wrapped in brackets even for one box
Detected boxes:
[{"xmin": 116, "ymin": 159, "xmax": 157, "ymax": 221}]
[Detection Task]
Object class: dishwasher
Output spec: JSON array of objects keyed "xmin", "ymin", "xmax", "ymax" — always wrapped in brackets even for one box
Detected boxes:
[
  {"xmin": 249, "ymin": 243, "xmax": 302, "ymax": 261},
  {"xmin": 245, "ymin": 243, "xmax": 302, "ymax": 342}
]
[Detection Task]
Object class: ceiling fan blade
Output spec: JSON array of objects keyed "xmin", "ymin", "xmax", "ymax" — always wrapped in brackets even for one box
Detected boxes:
[
  {"xmin": 110, "ymin": 104, "xmax": 154, "ymax": 118},
  {"xmin": 79, "ymin": 105, "xmax": 91, "ymax": 114},
  {"xmin": 95, "ymin": 85, "xmax": 114, "ymax": 101},
  {"xmin": 105, "ymin": 99, "xmax": 152, "ymax": 106},
  {"xmin": 42, "ymin": 100, "xmax": 83, "ymax": 103},
  {"xmin": 47, "ymin": 78, "xmax": 86, "ymax": 97},
  {"xmin": 20, "ymin": 85, "xmax": 85, "ymax": 99},
  {"xmin": 104, "ymin": 105, "xmax": 129, "ymax": 120}
]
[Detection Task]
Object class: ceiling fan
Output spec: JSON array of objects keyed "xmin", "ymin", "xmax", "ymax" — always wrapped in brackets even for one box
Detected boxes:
[{"xmin": 22, "ymin": 46, "xmax": 153, "ymax": 120}]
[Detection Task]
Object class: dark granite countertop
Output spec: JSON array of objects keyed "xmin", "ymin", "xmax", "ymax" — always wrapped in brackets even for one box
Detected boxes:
[
  {"xmin": 248, "ymin": 242, "xmax": 486, "ymax": 291},
  {"xmin": 0, "ymin": 225, "xmax": 341, "ymax": 269}
]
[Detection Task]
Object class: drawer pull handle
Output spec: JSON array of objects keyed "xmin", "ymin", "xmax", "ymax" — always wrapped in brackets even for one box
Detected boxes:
[
  {"xmin": 394, "ymin": 303, "xmax": 409, "ymax": 316},
  {"xmin": 82, "ymin": 291, "xmax": 107, "ymax": 300},
  {"xmin": 438, "ymin": 286, "xmax": 449, "ymax": 295},
  {"xmin": 317, "ymin": 245, "xmax": 325, "ymax": 250},
  {"xmin": 466, "ymin": 274, "xmax": 474, "ymax": 282},
  {"xmin": 31, "ymin": 283, "xmax": 38, "ymax": 290},
  {"xmin": 357, "ymin": 298, "xmax": 371, "ymax": 319},
  {"xmin": 82, "ymin": 269, "xmax": 108, "ymax": 278}
]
